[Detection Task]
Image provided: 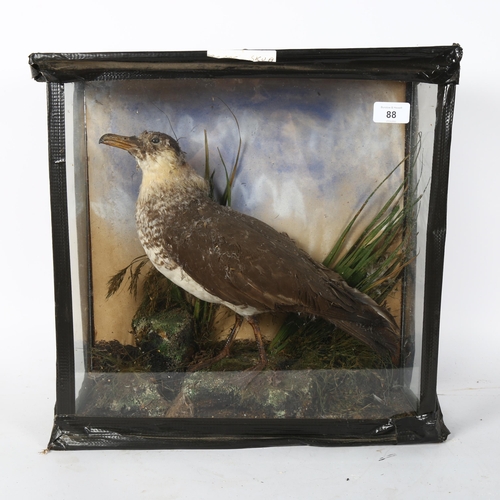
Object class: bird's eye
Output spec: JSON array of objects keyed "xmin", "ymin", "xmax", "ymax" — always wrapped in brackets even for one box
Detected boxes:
[{"xmin": 151, "ymin": 136, "xmax": 160, "ymax": 144}]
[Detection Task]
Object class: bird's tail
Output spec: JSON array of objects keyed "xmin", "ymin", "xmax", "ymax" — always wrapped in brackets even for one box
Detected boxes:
[
  {"xmin": 333, "ymin": 317, "xmax": 400, "ymax": 366},
  {"xmin": 320, "ymin": 283, "xmax": 401, "ymax": 365}
]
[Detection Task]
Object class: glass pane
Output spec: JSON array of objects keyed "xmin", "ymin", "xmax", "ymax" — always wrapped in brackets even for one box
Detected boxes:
[{"xmin": 64, "ymin": 77, "xmax": 438, "ymax": 419}]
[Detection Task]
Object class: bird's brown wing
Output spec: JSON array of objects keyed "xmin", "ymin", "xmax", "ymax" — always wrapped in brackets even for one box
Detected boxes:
[
  {"xmin": 160, "ymin": 196, "xmax": 400, "ymax": 362},
  {"xmin": 162, "ymin": 197, "xmax": 387, "ymax": 323}
]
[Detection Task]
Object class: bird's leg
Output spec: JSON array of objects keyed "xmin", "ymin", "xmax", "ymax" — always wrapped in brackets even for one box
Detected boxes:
[
  {"xmin": 245, "ymin": 316, "xmax": 268, "ymax": 371},
  {"xmin": 187, "ymin": 315, "xmax": 243, "ymax": 371}
]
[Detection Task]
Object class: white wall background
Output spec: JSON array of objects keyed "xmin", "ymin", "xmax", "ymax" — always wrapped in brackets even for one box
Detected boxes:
[{"xmin": 1, "ymin": 1, "xmax": 498, "ymax": 498}]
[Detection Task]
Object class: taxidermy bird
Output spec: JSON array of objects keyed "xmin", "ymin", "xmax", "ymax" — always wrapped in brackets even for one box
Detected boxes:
[{"xmin": 100, "ymin": 131, "xmax": 400, "ymax": 369}]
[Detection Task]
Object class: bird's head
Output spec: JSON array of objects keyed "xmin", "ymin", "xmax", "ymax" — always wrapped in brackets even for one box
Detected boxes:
[
  {"xmin": 100, "ymin": 131, "xmax": 184, "ymax": 169},
  {"xmin": 100, "ymin": 131, "xmax": 206, "ymax": 194}
]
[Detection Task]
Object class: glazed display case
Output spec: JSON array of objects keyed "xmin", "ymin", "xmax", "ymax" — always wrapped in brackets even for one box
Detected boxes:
[{"xmin": 30, "ymin": 45, "xmax": 461, "ymax": 449}]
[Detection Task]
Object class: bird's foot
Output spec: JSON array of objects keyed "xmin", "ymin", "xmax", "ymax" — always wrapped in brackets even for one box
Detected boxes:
[
  {"xmin": 187, "ymin": 316, "xmax": 243, "ymax": 372},
  {"xmin": 187, "ymin": 350, "xmax": 230, "ymax": 372},
  {"xmin": 233, "ymin": 358, "xmax": 267, "ymax": 387},
  {"xmin": 244, "ymin": 360, "xmax": 267, "ymax": 373}
]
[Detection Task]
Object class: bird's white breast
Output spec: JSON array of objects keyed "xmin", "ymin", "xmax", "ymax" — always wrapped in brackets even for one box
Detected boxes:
[
  {"xmin": 143, "ymin": 244, "xmax": 261, "ymax": 318},
  {"xmin": 136, "ymin": 183, "xmax": 262, "ymax": 318}
]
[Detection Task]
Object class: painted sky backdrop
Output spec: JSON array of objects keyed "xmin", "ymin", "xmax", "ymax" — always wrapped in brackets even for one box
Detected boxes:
[
  {"xmin": 83, "ymin": 77, "xmax": 407, "ymax": 342},
  {"xmin": 87, "ymin": 78, "xmax": 406, "ymax": 255}
]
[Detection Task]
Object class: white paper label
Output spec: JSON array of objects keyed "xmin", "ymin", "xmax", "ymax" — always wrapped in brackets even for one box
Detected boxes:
[
  {"xmin": 373, "ymin": 102, "xmax": 410, "ymax": 124},
  {"xmin": 207, "ymin": 49, "xmax": 277, "ymax": 63}
]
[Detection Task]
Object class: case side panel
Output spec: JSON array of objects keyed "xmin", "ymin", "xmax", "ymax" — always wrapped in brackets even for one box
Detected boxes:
[
  {"xmin": 47, "ymin": 82, "xmax": 76, "ymax": 416},
  {"xmin": 419, "ymin": 83, "xmax": 457, "ymax": 413}
]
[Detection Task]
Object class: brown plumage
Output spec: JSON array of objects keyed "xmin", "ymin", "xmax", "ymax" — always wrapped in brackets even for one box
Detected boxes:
[{"xmin": 100, "ymin": 131, "xmax": 400, "ymax": 368}]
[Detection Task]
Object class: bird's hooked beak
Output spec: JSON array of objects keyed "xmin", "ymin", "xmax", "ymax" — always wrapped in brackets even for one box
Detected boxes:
[{"xmin": 99, "ymin": 133, "xmax": 141, "ymax": 155}]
